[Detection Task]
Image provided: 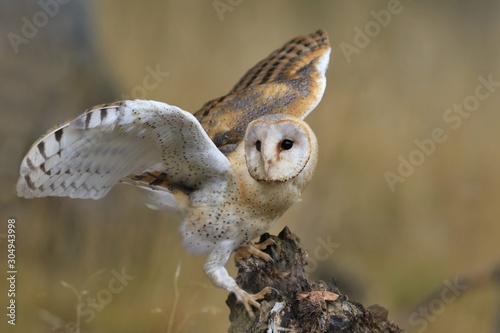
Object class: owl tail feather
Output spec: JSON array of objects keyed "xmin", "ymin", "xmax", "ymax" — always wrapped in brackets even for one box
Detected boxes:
[{"xmin": 120, "ymin": 178, "xmax": 180, "ymax": 212}]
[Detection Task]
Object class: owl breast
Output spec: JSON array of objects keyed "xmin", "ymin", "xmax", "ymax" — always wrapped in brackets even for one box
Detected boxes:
[{"xmin": 179, "ymin": 146, "xmax": 302, "ymax": 255}]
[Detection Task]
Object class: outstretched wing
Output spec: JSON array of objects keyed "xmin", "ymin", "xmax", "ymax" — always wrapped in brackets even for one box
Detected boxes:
[
  {"xmin": 17, "ymin": 100, "xmax": 230, "ymax": 200},
  {"xmin": 194, "ymin": 29, "xmax": 331, "ymax": 154}
]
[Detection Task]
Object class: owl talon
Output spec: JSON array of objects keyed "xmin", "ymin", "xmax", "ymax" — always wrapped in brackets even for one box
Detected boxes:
[
  {"xmin": 234, "ymin": 238, "xmax": 276, "ymax": 262},
  {"xmin": 255, "ymin": 238, "xmax": 276, "ymax": 251},
  {"xmin": 234, "ymin": 286, "xmax": 273, "ymax": 317}
]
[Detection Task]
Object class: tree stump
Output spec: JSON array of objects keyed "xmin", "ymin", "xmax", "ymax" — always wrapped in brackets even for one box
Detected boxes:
[{"xmin": 227, "ymin": 227, "xmax": 404, "ymax": 333}]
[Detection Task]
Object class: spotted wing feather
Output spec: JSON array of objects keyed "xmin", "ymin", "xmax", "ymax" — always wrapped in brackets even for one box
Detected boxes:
[{"xmin": 17, "ymin": 100, "xmax": 230, "ymax": 200}]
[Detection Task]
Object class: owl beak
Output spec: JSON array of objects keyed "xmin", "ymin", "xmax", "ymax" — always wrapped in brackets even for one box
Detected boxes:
[
  {"xmin": 264, "ymin": 161, "xmax": 272, "ymax": 175},
  {"xmin": 261, "ymin": 146, "xmax": 276, "ymax": 176}
]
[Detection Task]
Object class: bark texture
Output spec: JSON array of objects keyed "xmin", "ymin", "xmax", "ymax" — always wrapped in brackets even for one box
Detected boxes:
[{"xmin": 227, "ymin": 227, "xmax": 404, "ymax": 333}]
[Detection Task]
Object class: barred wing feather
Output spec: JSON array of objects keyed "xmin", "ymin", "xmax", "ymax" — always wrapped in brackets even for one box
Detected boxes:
[{"xmin": 17, "ymin": 100, "xmax": 230, "ymax": 200}]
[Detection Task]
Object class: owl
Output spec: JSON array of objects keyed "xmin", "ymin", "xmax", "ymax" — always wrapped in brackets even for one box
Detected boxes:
[{"xmin": 17, "ymin": 29, "xmax": 331, "ymax": 315}]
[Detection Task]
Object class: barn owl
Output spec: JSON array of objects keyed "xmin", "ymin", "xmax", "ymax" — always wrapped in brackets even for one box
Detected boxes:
[{"xmin": 17, "ymin": 29, "xmax": 330, "ymax": 315}]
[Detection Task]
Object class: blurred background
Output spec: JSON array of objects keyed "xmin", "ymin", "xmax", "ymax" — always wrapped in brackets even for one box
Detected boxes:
[{"xmin": 1, "ymin": 0, "xmax": 500, "ymax": 332}]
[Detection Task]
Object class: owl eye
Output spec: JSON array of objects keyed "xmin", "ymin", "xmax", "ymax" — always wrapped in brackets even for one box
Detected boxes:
[
  {"xmin": 280, "ymin": 139, "xmax": 294, "ymax": 150},
  {"xmin": 255, "ymin": 140, "xmax": 262, "ymax": 152}
]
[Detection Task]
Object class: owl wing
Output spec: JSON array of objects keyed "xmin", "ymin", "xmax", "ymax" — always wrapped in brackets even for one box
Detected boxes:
[
  {"xmin": 193, "ymin": 29, "xmax": 331, "ymax": 154},
  {"xmin": 17, "ymin": 100, "xmax": 231, "ymax": 201}
]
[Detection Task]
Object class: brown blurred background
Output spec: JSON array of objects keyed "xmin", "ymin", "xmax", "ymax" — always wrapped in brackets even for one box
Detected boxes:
[{"xmin": 1, "ymin": 1, "xmax": 500, "ymax": 332}]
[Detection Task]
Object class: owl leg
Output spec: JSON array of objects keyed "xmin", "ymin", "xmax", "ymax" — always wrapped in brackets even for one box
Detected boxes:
[
  {"xmin": 234, "ymin": 238, "xmax": 276, "ymax": 262},
  {"xmin": 204, "ymin": 244, "xmax": 270, "ymax": 317}
]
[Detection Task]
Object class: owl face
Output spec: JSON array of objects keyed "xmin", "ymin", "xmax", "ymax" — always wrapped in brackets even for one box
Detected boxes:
[{"xmin": 244, "ymin": 115, "xmax": 318, "ymax": 182}]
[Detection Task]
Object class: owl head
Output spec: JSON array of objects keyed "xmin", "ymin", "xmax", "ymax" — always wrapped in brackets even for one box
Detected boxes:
[{"xmin": 244, "ymin": 115, "xmax": 318, "ymax": 184}]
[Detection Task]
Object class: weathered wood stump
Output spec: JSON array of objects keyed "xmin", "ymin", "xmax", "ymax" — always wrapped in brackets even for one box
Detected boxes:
[{"xmin": 227, "ymin": 227, "xmax": 404, "ymax": 333}]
